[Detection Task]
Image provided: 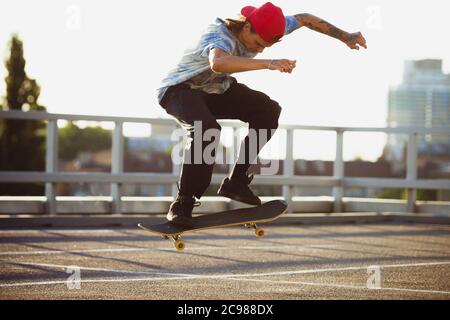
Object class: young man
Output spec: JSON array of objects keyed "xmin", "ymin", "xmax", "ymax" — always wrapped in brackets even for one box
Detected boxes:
[{"xmin": 156, "ymin": 2, "xmax": 367, "ymax": 225}]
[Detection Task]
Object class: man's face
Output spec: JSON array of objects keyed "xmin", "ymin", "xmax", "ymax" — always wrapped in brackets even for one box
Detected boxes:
[{"xmin": 238, "ymin": 22, "xmax": 276, "ymax": 53}]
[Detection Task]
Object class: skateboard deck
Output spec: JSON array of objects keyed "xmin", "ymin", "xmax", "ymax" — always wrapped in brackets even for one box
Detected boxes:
[{"xmin": 138, "ymin": 199, "xmax": 287, "ymax": 251}]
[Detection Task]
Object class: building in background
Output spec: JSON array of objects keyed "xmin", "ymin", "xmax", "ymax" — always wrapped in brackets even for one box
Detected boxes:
[
  {"xmin": 383, "ymin": 59, "xmax": 450, "ymax": 200},
  {"xmin": 386, "ymin": 59, "xmax": 450, "ymax": 161}
]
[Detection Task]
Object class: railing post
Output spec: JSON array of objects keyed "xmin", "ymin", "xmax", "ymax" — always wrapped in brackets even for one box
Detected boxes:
[
  {"xmin": 333, "ymin": 129, "xmax": 344, "ymax": 212},
  {"xmin": 171, "ymin": 125, "xmax": 182, "ymax": 199},
  {"xmin": 171, "ymin": 164, "xmax": 181, "ymax": 199},
  {"xmin": 111, "ymin": 121, "xmax": 124, "ymax": 214},
  {"xmin": 45, "ymin": 119, "xmax": 58, "ymax": 215},
  {"xmin": 406, "ymin": 132, "xmax": 418, "ymax": 213},
  {"xmin": 229, "ymin": 127, "xmax": 240, "ymax": 172},
  {"xmin": 282, "ymin": 128, "xmax": 294, "ymax": 212}
]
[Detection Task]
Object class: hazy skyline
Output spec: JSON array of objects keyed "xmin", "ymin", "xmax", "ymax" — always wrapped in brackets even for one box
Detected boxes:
[{"xmin": 1, "ymin": 0, "xmax": 449, "ymax": 161}]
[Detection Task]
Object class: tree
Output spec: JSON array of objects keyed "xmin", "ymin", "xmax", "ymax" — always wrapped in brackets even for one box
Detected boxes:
[
  {"xmin": 0, "ymin": 34, "xmax": 47, "ymax": 195},
  {"xmin": 58, "ymin": 122, "xmax": 112, "ymax": 161}
]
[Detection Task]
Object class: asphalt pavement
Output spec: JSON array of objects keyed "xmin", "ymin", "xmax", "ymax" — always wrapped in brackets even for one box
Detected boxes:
[{"xmin": 0, "ymin": 223, "xmax": 449, "ymax": 299}]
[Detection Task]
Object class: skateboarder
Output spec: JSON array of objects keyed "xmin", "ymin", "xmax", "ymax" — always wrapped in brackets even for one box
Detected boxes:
[{"xmin": 156, "ymin": 2, "xmax": 367, "ymax": 225}]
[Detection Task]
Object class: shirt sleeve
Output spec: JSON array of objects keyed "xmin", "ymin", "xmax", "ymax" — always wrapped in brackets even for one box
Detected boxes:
[
  {"xmin": 200, "ymin": 33, "xmax": 234, "ymax": 58},
  {"xmin": 284, "ymin": 15, "xmax": 300, "ymax": 35}
]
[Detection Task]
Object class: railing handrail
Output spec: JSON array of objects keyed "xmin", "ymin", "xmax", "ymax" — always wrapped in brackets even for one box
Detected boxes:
[
  {"xmin": 1, "ymin": 110, "xmax": 450, "ymax": 134},
  {"xmin": 1, "ymin": 172, "xmax": 449, "ymax": 189}
]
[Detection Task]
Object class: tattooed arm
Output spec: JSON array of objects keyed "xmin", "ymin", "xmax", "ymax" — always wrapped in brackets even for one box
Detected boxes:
[{"xmin": 295, "ymin": 13, "xmax": 367, "ymax": 50}]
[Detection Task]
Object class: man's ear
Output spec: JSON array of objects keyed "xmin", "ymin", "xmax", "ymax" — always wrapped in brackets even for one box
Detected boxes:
[{"xmin": 243, "ymin": 22, "xmax": 251, "ymax": 33}]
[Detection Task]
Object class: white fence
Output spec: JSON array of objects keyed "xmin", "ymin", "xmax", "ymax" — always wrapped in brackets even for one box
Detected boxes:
[{"xmin": 1, "ymin": 110, "xmax": 449, "ymax": 215}]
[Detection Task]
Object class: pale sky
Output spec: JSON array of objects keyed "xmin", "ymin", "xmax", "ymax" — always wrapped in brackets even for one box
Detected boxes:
[{"xmin": 1, "ymin": 0, "xmax": 449, "ymax": 161}]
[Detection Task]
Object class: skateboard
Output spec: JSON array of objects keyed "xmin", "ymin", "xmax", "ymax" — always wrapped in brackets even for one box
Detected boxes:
[{"xmin": 138, "ymin": 199, "xmax": 287, "ymax": 251}]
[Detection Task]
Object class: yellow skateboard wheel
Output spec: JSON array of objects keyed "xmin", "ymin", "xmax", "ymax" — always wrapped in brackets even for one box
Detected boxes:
[
  {"xmin": 255, "ymin": 228, "xmax": 265, "ymax": 237},
  {"xmin": 175, "ymin": 240, "xmax": 185, "ymax": 251}
]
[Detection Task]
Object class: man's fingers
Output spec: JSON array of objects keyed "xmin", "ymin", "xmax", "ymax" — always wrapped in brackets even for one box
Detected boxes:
[
  {"xmin": 272, "ymin": 59, "xmax": 297, "ymax": 73},
  {"xmin": 358, "ymin": 33, "xmax": 367, "ymax": 49},
  {"xmin": 285, "ymin": 60, "xmax": 296, "ymax": 71},
  {"xmin": 346, "ymin": 32, "xmax": 367, "ymax": 50},
  {"xmin": 358, "ymin": 38, "xmax": 367, "ymax": 49}
]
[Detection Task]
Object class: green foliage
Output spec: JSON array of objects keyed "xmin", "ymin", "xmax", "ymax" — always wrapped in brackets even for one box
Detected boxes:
[
  {"xmin": 416, "ymin": 189, "xmax": 437, "ymax": 201},
  {"xmin": 0, "ymin": 35, "xmax": 112, "ymax": 195},
  {"xmin": 0, "ymin": 34, "xmax": 46, "ymax": 195},
  {"xmin": 378, "ymin": 188, "xmax": 437, "ymax": 201},
  {"xmin": 378, "ymin": 188, "xmax": 406, "ymax": 200},
  {"xmin": 58, "ymin": 122, "xmax": 112, "ymax": 160}
]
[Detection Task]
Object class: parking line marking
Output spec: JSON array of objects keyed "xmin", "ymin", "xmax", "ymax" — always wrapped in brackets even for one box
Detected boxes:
[{"xmin": 232, "ymin": 278, "xmax": 450, "ymax": 295}]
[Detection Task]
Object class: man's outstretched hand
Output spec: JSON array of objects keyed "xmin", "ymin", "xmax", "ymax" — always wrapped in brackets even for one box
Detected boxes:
[
  {"xmin": 268, "ymin": 59, "xmax": 297, "ymax": 73},
  {"xmin": 343, "ymin": 32, "xmax": 367, "ymax": 50}
]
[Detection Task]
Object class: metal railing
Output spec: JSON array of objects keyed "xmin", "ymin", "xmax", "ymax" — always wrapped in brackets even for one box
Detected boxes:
[{"xmin": 1, "ymin": 110, "xmax": 450, "ymax": 215}]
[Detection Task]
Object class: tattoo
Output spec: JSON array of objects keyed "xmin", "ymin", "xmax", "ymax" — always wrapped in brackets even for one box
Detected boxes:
[{"xmin": 295, "ymin": 13, "xmax": 348, "ymax": 41}]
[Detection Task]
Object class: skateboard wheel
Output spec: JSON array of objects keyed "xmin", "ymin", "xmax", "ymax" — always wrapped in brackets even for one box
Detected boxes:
[
  {"xmin": 175, "ymin": 240, "xmax": 185, "ymax": 252},
  {"xmin": 255, "ymin": 228, "xmax": 265, "ymax": 237},
  {"xmin": 162, "ymin": 235, "xmax": 169, "ymax": 239}
]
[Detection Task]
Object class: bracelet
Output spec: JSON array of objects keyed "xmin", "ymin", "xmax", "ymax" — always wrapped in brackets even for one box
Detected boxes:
[{"xmin": 268, "ymin": 59, "xmax": 275, "ymax": 69}]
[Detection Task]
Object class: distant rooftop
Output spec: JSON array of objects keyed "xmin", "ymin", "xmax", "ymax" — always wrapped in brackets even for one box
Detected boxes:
[
  {"xmin": 412, "ymin": 59, "xmax": 442, "ymax": 71},
  {"xmin": 403, "ymin": 59, "xmax": 450, "ymax": 86}
]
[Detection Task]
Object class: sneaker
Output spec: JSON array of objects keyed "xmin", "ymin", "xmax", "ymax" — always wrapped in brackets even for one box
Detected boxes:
[
  {"xmin": 217, "ymin": 174, "xmax": 261, "ymax": 206},
  {"xmin": 166, "ymin": 195, "xmax": 200, "ymax": 226}
]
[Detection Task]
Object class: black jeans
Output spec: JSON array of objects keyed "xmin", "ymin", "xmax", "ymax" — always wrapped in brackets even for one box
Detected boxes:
[{"xmin": 159, "ymin": 80, "xmax": 281, "ymax": 198}]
